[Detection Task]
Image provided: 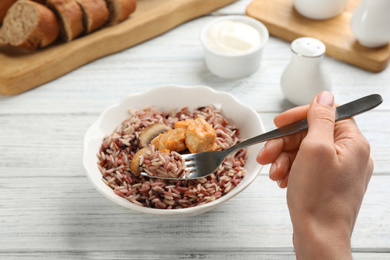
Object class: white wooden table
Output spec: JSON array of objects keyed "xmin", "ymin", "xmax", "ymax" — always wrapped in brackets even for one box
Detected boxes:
[{"xmin": 1, "ymin": 1, "xmax": 389, "ymax": 259}]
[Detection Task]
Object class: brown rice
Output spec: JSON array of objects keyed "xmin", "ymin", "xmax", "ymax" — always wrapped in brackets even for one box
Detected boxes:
[{"xmin": 97, "ymin": 105, "xmax": 248, "ymax": 209}]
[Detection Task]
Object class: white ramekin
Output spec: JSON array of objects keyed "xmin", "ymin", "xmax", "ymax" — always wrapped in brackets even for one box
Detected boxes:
[{"xmin": 200, "ymin": 16, "xmax": 269, "ymax": 79}]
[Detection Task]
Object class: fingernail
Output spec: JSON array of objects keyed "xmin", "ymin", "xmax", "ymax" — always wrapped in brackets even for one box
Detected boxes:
[
  {"xmin": 316, "ymin": 91, "xmax": 334, "ymax": 107},
  {"xmin": 277, "ymin": 180, "xmax": 282, "ymax": 187}
]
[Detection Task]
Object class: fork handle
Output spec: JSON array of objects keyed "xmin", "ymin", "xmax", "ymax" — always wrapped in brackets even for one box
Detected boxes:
[{"xmin": 222, "ymin": 94, "xmax": 383, "ymax": 156}]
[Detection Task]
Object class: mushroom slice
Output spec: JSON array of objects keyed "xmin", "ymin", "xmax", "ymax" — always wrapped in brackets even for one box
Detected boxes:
[
  {"xmin": 139, "ymin": 123, "xmax": 171, "ymax": 147},
  {"xmin": 130, "ymin": 147, "xmax": 149, "ymax": 175}
]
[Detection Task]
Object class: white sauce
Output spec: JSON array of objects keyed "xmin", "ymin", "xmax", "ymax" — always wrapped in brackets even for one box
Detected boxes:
[{"xmin": 206, "ymin": 20, "xmax": 261, "ymax": 55}]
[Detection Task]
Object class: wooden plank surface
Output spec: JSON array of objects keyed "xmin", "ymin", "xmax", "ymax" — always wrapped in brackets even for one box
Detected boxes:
[
  {"xmin": 0, "ymin": 0, "xmax": 236, "ymax": 96},
  {"xmin": 246, "ymin": 0, "xmax": 390, "ymax": 72},
  {"xmin": 0, "ymin": 0, "xmax": 389, "ymax": 258}
]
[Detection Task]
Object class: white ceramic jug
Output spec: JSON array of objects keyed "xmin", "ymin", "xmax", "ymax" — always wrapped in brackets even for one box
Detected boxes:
[
  {"xmin": 351, "ymin": 0, "xmax": 390, "ymax": 48},
  {"xmin": 294, "ymin": 0, "xmax": 348, "ymax": 20},
  {"xmin": 280, "ymin": 37, "xmax": 332, "ymax": 106}
]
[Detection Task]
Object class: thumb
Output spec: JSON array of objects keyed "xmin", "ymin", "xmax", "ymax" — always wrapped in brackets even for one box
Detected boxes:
[{"xmin": 306, "ymin": 91, "xmax": 336, "ymax": 142}]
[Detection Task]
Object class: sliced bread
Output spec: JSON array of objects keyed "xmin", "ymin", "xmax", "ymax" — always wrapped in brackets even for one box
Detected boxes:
[
  {"xmin": 0, "ymin": 0, "xmax": 17, "ymax": 24},
  {"xmin": 0, "ymin": 0, "xmax": 60, "ymax": 50},
  {"xmin": 105, "ymin": 0, "xmax": 136, "ymax": 25},
  {"xmin": 46, "ymin": 0, "xmax": 84, "ymax": 41},
  {"xmin": 75, "ymin": 0, "xmax": 109, "ymax": 33},
  {"xmin": 1, "ymin": 1, "xmax": 50, "ymax": 24}
]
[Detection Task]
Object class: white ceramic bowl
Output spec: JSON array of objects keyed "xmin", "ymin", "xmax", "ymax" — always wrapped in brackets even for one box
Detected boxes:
[
  {"xmin": 200, "ymin": 16, "xmax": 269, "ymax": 79},
  {"xmin": 293, "ymin": 0, "xmax": 348, "ymax": 20},
  {"xmin": 83, "ymin": 85, "xmax": 265, "ymax": 215}
]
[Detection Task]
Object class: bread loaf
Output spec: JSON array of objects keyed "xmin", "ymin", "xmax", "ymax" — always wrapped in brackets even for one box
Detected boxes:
[
  {"xmin": 0, "ymin": 0, "xmax": 17, "ymax": 24},
  {"xmin": 0, "ymin": 0, "xmax": 60, "ymax": 50},
  {"xmin": 1, "ymin": 0, "xmax": 137, "ymax": 50},
  {"xmin": 105, "ymin": 0, "xmax": 136, "ymax": 25},
  {"xmin": 1, "ymin": 0, "xmax": 50, "ymax": 24},
  {"xmin": 46, "ymin": 0, "xmax": 84, "ymax": 41},
  {"xmin": 75, "ymin": 0, "xmax": 109, "ymax": 33}
]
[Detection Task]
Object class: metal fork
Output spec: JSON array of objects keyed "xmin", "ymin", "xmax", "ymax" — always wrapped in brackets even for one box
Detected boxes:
[{"xmin": 141, "ymin": 94, "xmax": 382, "ymax": 180}]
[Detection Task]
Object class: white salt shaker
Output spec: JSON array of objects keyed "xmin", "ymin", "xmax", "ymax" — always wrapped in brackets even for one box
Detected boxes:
[
  {"xmin": 280, "ymin": 37, "xmax": 332, "ymax": 106},
  {"xmin": 351, "ymin": 0, "xmax": 390, "ymax": 48},
  {"xmin": 293, "ymin": 0, "xmax": 348, "ymax": 20}
]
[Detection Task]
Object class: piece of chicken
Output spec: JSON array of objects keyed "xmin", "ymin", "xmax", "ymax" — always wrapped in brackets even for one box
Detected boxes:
[
  {"xmin": 174, "ymin": 119, "xmax": 193, "ymax": 129},
  {"xmin": 185, "ymin": 117, "xmax": 219, "ymax": 153},
  {"xmin": 151, "ymin": 128, "xmax": 187, "ymax": 152}
]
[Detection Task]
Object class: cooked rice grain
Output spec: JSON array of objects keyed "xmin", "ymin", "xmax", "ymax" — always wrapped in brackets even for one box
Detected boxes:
[{"xmin": 97, "ymin": 105, "xmax": 247, "ymax": 209}]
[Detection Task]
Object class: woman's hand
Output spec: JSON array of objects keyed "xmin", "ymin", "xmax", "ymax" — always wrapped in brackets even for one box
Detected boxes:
[{"xmin": 256, "ymin": 91, "xmax": 374, "ymax": 259}]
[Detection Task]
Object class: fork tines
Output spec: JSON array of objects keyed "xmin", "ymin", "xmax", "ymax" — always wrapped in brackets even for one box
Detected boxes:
[{"xmin": 181, "ymin": 154, "xmax": 196, "ymax": 173}]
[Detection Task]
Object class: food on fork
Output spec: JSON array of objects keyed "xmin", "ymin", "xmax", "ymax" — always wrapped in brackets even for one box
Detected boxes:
[
  {"xmin": 137, "ymin": 118, "xmax": 221, "ymax": 177},
  {"xmin": 97, "ymin": 105, "xmax": 248, "ymax": 209},
  {"xmin": 139, "ymin": 123, "xmax": 172, "ymax": 148},
  {"xmin": 130, "ymin": 147, "xmax": 149, "ymax": 174},
  {"xmin": 151, "ymin": 128, "xmax": 187, "ymax": 153},
  {"xmin": 139, "ymin": 118, "xmax": 219, "ymax": 156},
  {"xmin": 0, "ymin": 0, "xmax": 60, "ymax": 50},
  {"xmin": 184, "ymin": 117, "xmax": 220, "ymax": 153}
]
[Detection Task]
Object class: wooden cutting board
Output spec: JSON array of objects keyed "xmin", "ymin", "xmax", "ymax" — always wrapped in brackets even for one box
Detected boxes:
[
  {"xmin": 246, "ymin": 0, "xmax": 390, "ymax": 72},
  {"xmin": 0, "ymin": 0, "xmax": 236, "ymax": 95}
]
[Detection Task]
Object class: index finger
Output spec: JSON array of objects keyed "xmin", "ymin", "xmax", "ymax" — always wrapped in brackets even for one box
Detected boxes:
[{"xmin": 274, "ymin": 105, "xmax": 309, "ymax": 128}]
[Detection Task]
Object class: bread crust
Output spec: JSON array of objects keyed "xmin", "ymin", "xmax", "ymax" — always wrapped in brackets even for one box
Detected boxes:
[
  {"xmin": 105, "ymin": 0, "xmax": 136, "ymax": 25},
  {"xmin": 46, "ymin": 0, "xmax": 84, "ymax": 41},
  {"xmin": 1, "ymin": 0, "xmax": 136, "ymax": 49},
  {"xmin": 75, "ymin": 0, "xmax": 109, "ymax": 33},
  {"xmin": 0, "ymin": 0, "xmax": 17, "ymax": 24},
  {"xmin": 0, "ymin": 0, "xmax": 60, "ymax": 50},
  {"xmin": 1, "ymin": 0, "xmax": 49, "ymax": 24}
]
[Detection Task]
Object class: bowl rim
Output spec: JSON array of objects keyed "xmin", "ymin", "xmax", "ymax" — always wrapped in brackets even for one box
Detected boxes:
[
  {"xmin": 82, "ymin": 84, "xmax": 264, "ymax": 215},
  {"xmin": 200, "ymin": 15, "xmax": 269, "ymax": 58}
]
